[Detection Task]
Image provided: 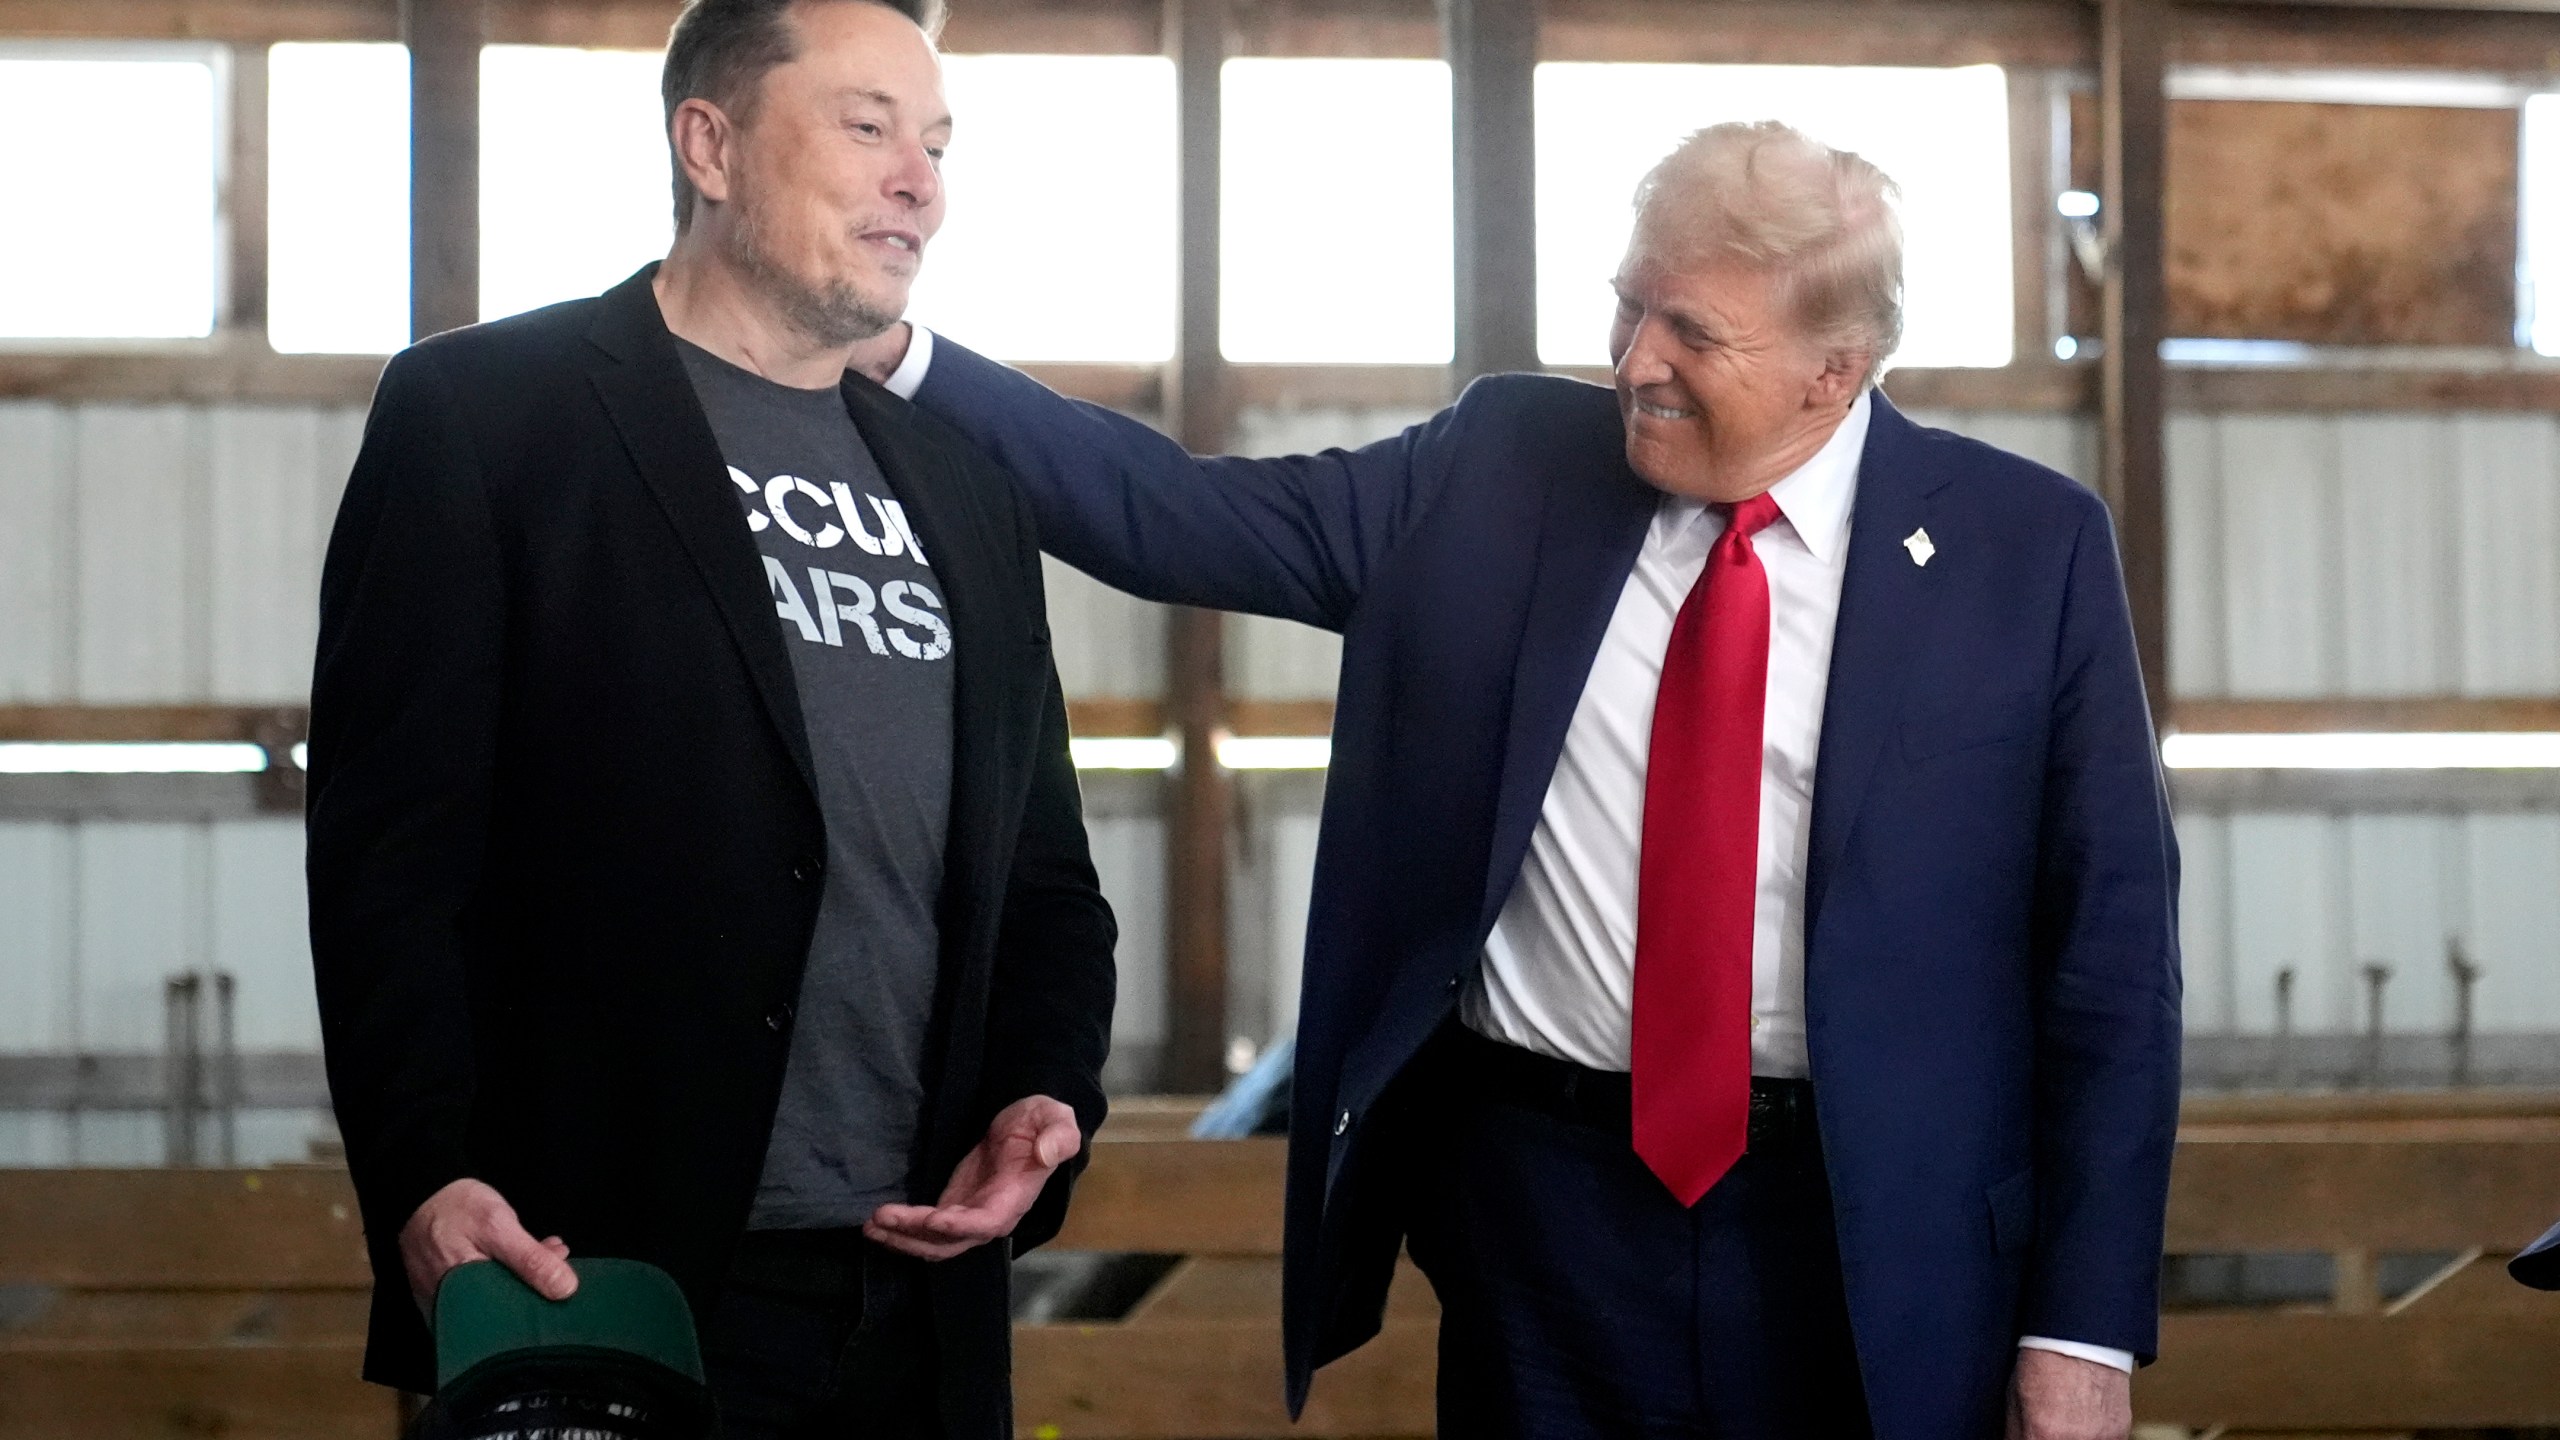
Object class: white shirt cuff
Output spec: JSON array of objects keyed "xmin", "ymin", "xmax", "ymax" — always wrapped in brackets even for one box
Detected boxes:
[
  {"xmin": 2018, "ymin": 1336, "xmax": 2135, "ymax": 1373},
  {"xmin": 881, "ymin": 323, "xmax": 934, "ymax": 400}
]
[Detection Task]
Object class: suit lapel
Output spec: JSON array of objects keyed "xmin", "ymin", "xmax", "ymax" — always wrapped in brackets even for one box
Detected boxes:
[
  {"xmin": 1475, "ymin": 442, "xmax": 1659, "ymax": 936},
  {"xmin": 583, "ymin": 267, "xmax": 818, "ymax": 798},
  {"xmin": 1804, "ymin": 395, "xmax": 1950, "ymax": 934}
]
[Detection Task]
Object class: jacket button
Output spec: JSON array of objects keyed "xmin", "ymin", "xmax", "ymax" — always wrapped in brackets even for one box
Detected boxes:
[
  {"xmin": 1334, "ymin": 1110, "xmax": 1352, "ymax": 1137},
  {"xmin": 791, "ymin": 856, "xmax": 823, "ymax": 884},
  {"xmin": 1445, "ymin": 975, "xmax": 1462, "ymax": 995},
  {"xmin": 765, "ymin": 1005, "xmax": 794, "ymax": 1033}
]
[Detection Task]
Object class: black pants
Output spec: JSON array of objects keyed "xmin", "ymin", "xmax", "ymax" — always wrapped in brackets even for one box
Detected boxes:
[
  {"xmin": 1404, "ymin": 1028, "xmax": 1874, "ymax": 1439},
  {"xmin": 699, "ymin": 1229, "xmax": 940, "ymax": 1440}
]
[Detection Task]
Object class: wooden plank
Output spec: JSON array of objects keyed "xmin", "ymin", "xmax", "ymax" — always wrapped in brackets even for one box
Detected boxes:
[
  {"xmin": 1162, "ymin": 0, "xmax": 1234, "ymax": 1096},
  {"xmin": 1446, "ymin": 0, "xmax": 1540, "ymax": 382},
  {"xmin": 2101, "ymin": 0, "xmax": 2172, "ymax": 725},
  {"xmin": 1543, "ymin": 0, "xmax": 2093, "ymax": 66},
  {"xmin": 2138, "ymin": 1310, "xmax": 2560, "ymax": 1429},
  {"xmin": 2009, "ymin": 68, "xmax": 2056, "ymax": 368},
  {"xmin": 405, "ymin": 0, "xmax": 482, "ymax": 341},
  {"xmin": 1048, "ymin": 1138, "xmax": 1287, "ymax": 1254},
  {"xmin": 2173, "ymin": 696, "xmax": 2560, "ymax": 733},
  {"xmin": 1014, "ymin": 1318, "xmax": 1437, "ymax": 1439},
  {"xmin": 0, "ymin": 1343, "xmax": 394, "ymax": 1440},
  {"xmin": 0, "ymin": 1290, "xmax": 370, "ymax": 1344},
  {"xmin": 0, "ymin": 705, "xmax": 305, "ymax": 742},
  {"xmin": 0, "ymin": 1169, "xmax": 369, "ymax": 1289},
  {"xmin": 2181, "ymin": 1088, "xmax": 2560, "ymax": 1123},
  {"xmin": 2166, "ymin": 1135, "xmax": 2560, "ymax": 1252},
  {"xmin": 224, "ymin": 43, "xmax": 268, "ymax": 340}
]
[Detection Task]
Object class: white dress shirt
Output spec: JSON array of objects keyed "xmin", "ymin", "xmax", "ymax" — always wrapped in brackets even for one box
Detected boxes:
[{"xmin": 884, "ymin": 334, "xmax": 2129, "ymax": 1374}]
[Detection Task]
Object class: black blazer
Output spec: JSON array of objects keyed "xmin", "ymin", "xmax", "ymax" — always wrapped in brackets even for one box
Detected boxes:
[{"xmin": 306, "ymin": 266, "xmax": 1115, "ymax": 1438}]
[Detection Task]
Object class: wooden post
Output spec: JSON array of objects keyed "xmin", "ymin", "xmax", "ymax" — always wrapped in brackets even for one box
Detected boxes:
[
  {"xmin": 404, "ymin": 0, "xmax": 482, "ymax": 340},
  {"xmin": 2099, "ymin": 0, "xmax": 2169, "ymax": 723},
  {"xmin": 1163, "ymin": 0, "xmax": 1233, "ymax": 1094},
  {"xmin": 224, "ymin": 43, "xmax": 269, "ymax": 343},
  {"xmin": 1443, "ymin": 0, "xmax": 1539, "ymax": 382},
  {"xmin": 2007, "ymin": 66, "xmax": 2053, "ymax": 368}
]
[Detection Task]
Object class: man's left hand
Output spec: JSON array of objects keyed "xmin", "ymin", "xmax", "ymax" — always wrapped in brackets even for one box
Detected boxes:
[
  {"xmin": 2007, "ymin": 1348, "xmax": 2132, "ymax": 1440},
  {"xmin": 862, "ymin": 1095, "xmax": 1082, "ymax": 1261}
]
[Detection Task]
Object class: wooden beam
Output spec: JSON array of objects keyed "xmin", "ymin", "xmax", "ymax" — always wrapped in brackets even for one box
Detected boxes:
[
  {"xmin": 1445, "ymin": 0, "xmax": 1540, "ymax": 382},
  {"xmin": 2008, "ymin": 67, "xmax": 2056, "ymax": 368},
  {"xmin": 1050, "ymin": 1137, "xmax": 1289, "ymax": 1253},
  {"xmin": 2138, "ymin": 1310, "xmax": 2560, "ymax": 1429},
  {"xmin": 2166, "ymin": 1132, "xmax": 2560, "ymax": 1251},
  {"xmin": 1015, "ymin": 1317, "xmax": 1439, "ymax": 1439},
  {"xmin": 0, "ymin": 706, "xmax": 307, "ymax": 744},
  {"xmin": 1544, "ymin": 0, "xmax": 2093, "ymax": 66},
  {"xmin": 2173, "ymin": 697, "xmax": 2560, "ymax": 733},
  {"xmin": 223, "ymin": 43, "xmax": 269, "ymax": 341},
  {"xmin": 0, "ymin": 1170, "xmax": 369, "ymax": 1289},
  {"xmin": 2100, "ymin": 0, "xmax": 2171, "ymax": 727},
  {"xmin": 0, "ymin": 1344, "xmax": 394, "ymax": 1440},
  {"xmin": 404, "ymin": 0, "xmax": 481, "ymax": 341},
  {"xmin": 1162, "ymin": 0, "xmax": 1234, "ymax": 1095}
]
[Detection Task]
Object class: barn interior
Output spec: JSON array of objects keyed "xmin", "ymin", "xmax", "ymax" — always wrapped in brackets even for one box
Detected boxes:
[{"xmin": 4, "ymin": 0, "xmax": 2560, "ymax": 1434}]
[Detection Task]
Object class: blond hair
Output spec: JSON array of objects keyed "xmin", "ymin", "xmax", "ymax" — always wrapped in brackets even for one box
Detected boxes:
[{"xmin": 1628, "ymin": 120, "xmax": 1904, "ymax": 384}]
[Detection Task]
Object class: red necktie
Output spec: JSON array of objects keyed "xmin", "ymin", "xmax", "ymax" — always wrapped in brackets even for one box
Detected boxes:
[{"xmin": 1634, "ymin": 492, "xmax": 1781, "ymax": 1206}]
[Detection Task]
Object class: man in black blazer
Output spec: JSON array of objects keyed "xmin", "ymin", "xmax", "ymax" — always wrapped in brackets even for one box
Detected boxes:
[{"xmin": 305, "ymin": 2, "xmax": 1115, "ymax": 1435}]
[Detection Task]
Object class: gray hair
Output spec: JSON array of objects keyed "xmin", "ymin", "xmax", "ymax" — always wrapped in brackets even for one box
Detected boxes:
[
  {"xmin": 661, "ymin": 0, "xmax": 945, "ymax": 231},
  {"xmin": 1628, "ymin": 120, "xmax": 1905, "ymax": 384}
]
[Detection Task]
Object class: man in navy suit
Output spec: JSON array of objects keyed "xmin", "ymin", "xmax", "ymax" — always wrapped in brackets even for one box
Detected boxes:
[{"xmin": 858, "ymin": 121, "xmax": 2180, "ymax": 1439}]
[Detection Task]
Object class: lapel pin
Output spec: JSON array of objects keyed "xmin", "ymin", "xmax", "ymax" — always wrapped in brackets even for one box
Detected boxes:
[{"xmin": 1903, "ymin": 527, "xmax": 1936, "ymax": 567}]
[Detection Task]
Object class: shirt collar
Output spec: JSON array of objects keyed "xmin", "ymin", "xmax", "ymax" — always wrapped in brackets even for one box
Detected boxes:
[{"xmin": 1762, "ymin": 388, "xmax": 1870, "ymax": 566}]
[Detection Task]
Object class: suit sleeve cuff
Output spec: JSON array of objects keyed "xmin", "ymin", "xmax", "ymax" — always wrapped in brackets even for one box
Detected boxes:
[
  {"xmin": 883, "ymin": 323, "xmax": 935, "ymax": 400},
  {"xmin": 2018, "ymin": 1336, "xmax": 2136, "ymax": 1373}
]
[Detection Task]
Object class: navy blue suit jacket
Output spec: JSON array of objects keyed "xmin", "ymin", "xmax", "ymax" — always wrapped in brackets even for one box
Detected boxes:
[{"xmin": 912, "ymin": 339, "xmax": 2182, "ymax": 1437}]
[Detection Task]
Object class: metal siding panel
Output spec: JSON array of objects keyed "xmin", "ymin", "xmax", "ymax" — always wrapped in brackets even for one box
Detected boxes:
[
  {"xmin": 2342, "ymin": 813, "xmax": 2457, "ymax": 1032},
  {"xmin": 1084, "ymin": 812, "xmax": 1166, "ymax": 1050},
  {"xmin": 74, "ymin": 406, "xmax": 207, "ymax": 702},
  {"xmin": 2452, "ymin": 414, "xmax": 2560, "ymax": 694},
  {"xmin": 73, "ymin": 822, "xmax": 205, "ymax": 1052},
  {"xmin": 208, "ymin": 408, "xmax": 326, "ymax": 702},
  {"xmin": 1265, "ymin": 811, "xmax": 1320, "ymax": 1042},
  {"xmin": 0, "ymin": 403, "xmax": 72, "ymax": 702},
  {"xmin": 209, "ymin": 819, "xmax": 319, "ymax": 1050},
  {"xmin": 70, "ymin": 1113, "xmax": 163, "ymax": 1166},
  {"xmin": 2335, "ymin": 416, "xmax": 2458, "ymax": 697},
  {"xmin": 2166, "ymin": 413, "xmax": 2226, "ymax": 699},
  {"xmin": 2227, "ymin": 814, "xmax": 2344, "ymax": 1033},
  {"xmin": 0, "ymin": 1114, "xmax": 74, "ymax": 1167},
  {"xmin": 2216, "ymin": 416, "xmax": 2339, "ymax": 698},
  {"xmin": 2172, "ymin": 810, "xmax": 2232, "ymax": 1033},
  {"xmin": 0, "ymin": 822, "xmax": 74, "ymax": 1052},
  {"xmin": 1230, "ymin": 615, "xmax": 1342, "ymax": 701},
  {"xmin": 1229, "ymin": 406, "xmax": 1435, "ymax": 461},
  {"xmin": 2464, "ymin": 813, "xmax": 2560, "ymax": 1031},
  {"xmin": 1041, "ymin": 555, "xmax": 1164, "ymax": 701}
]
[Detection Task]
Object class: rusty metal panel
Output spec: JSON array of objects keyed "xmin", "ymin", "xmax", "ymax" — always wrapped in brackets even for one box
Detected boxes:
[{"xmin": 2167, "ymin": 101, "xmax": 2519, "ymax": 346}]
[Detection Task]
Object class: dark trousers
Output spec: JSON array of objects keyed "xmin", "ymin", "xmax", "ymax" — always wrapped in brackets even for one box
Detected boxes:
[
  {"xmin": 699, "ymin": 1228, "xmax": 940, "ymax": 1440},
  {"xmin": 1403, "ymin": 1029, "xmax": 1874, "ymax": 1439}
]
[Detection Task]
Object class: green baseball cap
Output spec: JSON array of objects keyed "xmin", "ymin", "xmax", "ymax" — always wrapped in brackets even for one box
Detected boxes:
[{"xmin": 419, "ymin": 1258, "xmax": 713, "ymax": 1440}]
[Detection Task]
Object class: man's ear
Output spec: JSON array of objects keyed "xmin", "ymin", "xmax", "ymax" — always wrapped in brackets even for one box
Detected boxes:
[
  {"xmin": 1810, "ymin": 346, "xmax": 1873, "ymax": 409},
  {"xmin": 670, "ymin": 97, "xmax": 736, "ymax": 210}
]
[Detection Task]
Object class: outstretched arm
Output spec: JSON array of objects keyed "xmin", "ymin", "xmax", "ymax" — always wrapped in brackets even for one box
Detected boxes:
[{"xmin": 880, "ymin": 325, "xmax": 1463, "ymax": 634}]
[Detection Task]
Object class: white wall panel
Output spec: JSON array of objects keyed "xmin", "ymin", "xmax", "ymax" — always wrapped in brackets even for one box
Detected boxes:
[
  {"xmin": 2342, "ymin": 814, "xmax": 2459, "ymax": 1032},
  {"xmin": 1909, "ymin": 409, "xmax": 2097, "ymax": 485},
  {"xmin": 2174, "ymin": 811, "xmax": 2232, "ymax": 1034},
  {"xmin": 1230, "ymin": 616, "xmax": 1342, "ymax": 700},
  {"xmin": 209, "ymin": 819, "xmax": 319, "ymax": 1050},
  {"xmin": 2464, "ymin": 814, "xmax": 2560, "ymax": 1031},
  {"xmin": 1082, "ymin": 811, "xmax": 1166, "ymax": 1052},
  {"xmin": 74, "ymin": 407, "xmax": 204, "ymax": 702},
  {"xmin": 2453, "ymin": 415, "xmax": 2560, "ymax": 695},
  {"xmin": 2166, "ymin": 414, "xmax": 2228, "ymax": 698},
  {"xmin": 74, "ymin": 823, "xmax": 204, "ymax": 1052},
  {"xmin": 2217, "ymin": 416, "xmax": 2339, "ymax": 697},
  {"xmin": 2226, "ymin": 814, "xmax": 2343, "ymax": 1033},
  {"xmin": 0, "ymin": 823, "xmax": 73, "ymax": 1052},
  {"xmin": 1042, "ymin": 555, "xmax": 1165, "ymax": 700},
  {"xmin": 2335, "ymin": 417, "xmax": 2458, "ymax": 696},
  {"xmin": 0, "ymin": 402, "xmax": 71, "ymax": 702},
  {"xmin": 209, "ymin": 410, "xmax": 329, "ymax": 702}
]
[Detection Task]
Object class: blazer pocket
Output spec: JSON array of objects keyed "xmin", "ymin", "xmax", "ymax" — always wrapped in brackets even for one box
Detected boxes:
[
  {"xmin": 1987, "ymin": 1166, "xmax": 2037, "ymax": 1256},
  {"xmin": 1902, "ymin": 688, "xmax": 2040, "ymax": 762}
]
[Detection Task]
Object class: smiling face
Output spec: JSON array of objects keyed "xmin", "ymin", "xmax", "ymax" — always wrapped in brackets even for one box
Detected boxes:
[
  {"xmin": 689, "ymin": 0, "xmax": 949, "ymax": 345},
  {"xmin": 1608, "ymin": 253, "xmax": 1866, "ymax": 504}
]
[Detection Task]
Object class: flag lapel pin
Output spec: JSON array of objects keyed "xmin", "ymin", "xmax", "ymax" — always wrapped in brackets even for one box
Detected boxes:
[{"xmin": 1903, "ymin": 527, "xmax": 1936, "ymax": 567}]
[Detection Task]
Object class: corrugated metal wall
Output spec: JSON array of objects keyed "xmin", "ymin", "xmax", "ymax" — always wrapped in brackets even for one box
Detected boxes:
[{"xmin": 4, "ymin": 395, "xmax": 2559, "ymax": 1152}]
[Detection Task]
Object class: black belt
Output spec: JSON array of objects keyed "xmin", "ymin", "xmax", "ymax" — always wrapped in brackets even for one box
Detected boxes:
[{"xmin": 1441, "ymin": 1024, "xmax": 1822, "ymax": 1157}]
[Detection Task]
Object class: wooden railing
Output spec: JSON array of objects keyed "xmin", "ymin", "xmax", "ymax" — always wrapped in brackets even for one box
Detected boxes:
[{"xmin": 4, "ymin": 1095, "xmax": 2559, "ymax": 1437}]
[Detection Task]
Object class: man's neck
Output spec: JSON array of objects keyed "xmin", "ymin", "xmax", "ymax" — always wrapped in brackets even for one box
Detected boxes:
[{"xmin": 653, "ymin": 241, "xmax": 858, "ymax": 391}]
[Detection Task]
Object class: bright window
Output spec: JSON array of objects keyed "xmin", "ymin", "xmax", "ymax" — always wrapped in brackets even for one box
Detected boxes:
[
  {"xmin": 480, "ymin": 45, "xmax": 674, "ymax": 324},
  {"xmin": 0, "ymin": 48, "xmax": 219, "ymax": 339},
  {"xmin": 1534, "ymin": 63, "xmax": 2014, "ymax": 369},
  {"xmin": 905, "ymin": 54, "xmax": 1177, "ymax": 362},
  {"xmin": 1220, "ymin": 58, "xmax": 1453, "ymax": 364},
  {"xmin": 267, "ymin": 42, "xmax": 409, "ymax": 353}
]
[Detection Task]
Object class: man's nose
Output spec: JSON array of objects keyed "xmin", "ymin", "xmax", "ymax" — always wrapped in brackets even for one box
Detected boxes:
[
  {"xmin": 887, "ymin": 139, "xmax": 942, "ymax": 211},
  {"xmin": 1615, "ymin": 317, "xmax": 1673, "ymax": 387}
]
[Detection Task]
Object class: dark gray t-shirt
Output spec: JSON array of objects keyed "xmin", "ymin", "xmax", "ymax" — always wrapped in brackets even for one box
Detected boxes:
[{"xmin": 676, "ymin": 340, "xmax": 956, "ymax": 1230}]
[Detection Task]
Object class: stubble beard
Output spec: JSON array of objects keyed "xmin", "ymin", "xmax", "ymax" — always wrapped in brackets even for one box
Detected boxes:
[{"xmin": 724, "ymin": 193, "xmax": 902, "ymax": 348}]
